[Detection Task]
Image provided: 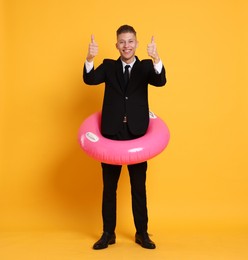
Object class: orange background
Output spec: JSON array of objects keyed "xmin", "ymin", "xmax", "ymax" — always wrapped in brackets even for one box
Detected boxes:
[{"xmin": 1, "ymin": 0, "xmax": 248, "ymax": 259}]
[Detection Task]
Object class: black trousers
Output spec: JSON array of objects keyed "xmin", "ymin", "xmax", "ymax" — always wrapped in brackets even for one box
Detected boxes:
[{"xmin": 101, "ymin": 123, "xmax": 148, "ymax": 234}]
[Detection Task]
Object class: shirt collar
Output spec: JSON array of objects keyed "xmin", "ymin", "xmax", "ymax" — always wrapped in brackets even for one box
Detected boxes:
[{"xmin": 121, "ymin": 57, "xmax": 136, "ymax": 70}]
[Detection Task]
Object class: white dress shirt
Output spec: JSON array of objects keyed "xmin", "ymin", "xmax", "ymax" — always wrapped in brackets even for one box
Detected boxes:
[{"xmin": 85, "ymin": 58, "xmax": 163, "ymax": 74}]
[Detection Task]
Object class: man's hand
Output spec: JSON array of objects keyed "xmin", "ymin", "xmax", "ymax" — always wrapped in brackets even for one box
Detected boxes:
[
  {"xmin": 86, "ymin": 34, "xmax": 98, "ymax": 62},
  {"xmin": 147, "ymin": 36, "xmax": 160, "ymax": 64}
]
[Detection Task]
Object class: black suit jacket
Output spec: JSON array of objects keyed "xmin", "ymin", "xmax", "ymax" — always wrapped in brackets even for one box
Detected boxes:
[{"xmin": 83, "ymin": 56, "xmax": 166, "ymax": 136}]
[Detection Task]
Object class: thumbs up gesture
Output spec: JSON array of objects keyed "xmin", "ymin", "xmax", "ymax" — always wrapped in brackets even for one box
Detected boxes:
[
  {"xmin": 147, "ymin": 36, "xmax": 160, "ymax": 64},
  {"xmin": 86, "ymin": 34, "xmax": 99, "ymax": 62}
]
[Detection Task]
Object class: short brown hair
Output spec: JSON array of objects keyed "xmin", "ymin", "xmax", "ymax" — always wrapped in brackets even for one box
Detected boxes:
[{"xmin": 116, "ymin": 25, "xmax": 136, "ymax": 37}]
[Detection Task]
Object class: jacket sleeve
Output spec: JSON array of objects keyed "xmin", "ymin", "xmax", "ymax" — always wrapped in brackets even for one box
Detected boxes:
[
  {"xmin": 83, "ymin": 62, "xmax": 106, "ymax": 85},
  {"xmin": 145, "ymin": 60, "xmax": 167, "ymax": 87}
]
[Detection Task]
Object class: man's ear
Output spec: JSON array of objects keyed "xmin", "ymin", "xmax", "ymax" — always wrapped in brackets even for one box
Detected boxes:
[{"xmin": 115, "ymin": 43, "xmax": 118, "ymax": 49}]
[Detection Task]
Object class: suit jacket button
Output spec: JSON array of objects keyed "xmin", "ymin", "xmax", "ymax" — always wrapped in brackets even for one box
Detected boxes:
[{"xmin": 125, "ymin": 96, "xmax": 128, "ymax": 100}]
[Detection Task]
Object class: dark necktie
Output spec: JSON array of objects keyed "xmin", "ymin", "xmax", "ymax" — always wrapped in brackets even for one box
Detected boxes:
[{"xmin": 124, "ymin": 65, "xmax": 130, "ymax": 89}]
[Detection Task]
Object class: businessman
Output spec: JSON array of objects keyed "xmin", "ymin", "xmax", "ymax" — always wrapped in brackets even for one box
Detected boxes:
[{"xmin": 83, "ymin": 25, "xmax": 166, "ymax": 250}]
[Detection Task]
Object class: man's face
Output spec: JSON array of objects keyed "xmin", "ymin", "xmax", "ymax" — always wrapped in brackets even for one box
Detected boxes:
[{"xmin": 116, "ymin": 32, "xmax": 138, "ymax": 64}]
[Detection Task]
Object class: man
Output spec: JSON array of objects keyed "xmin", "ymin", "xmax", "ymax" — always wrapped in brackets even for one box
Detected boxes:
[{"xmin": 83, "ymin": 25, "xmax": 166, "ymax": 250}]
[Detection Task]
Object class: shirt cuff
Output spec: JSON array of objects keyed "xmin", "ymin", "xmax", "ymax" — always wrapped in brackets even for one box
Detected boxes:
[
  {"xmin": 85, "ymin": 60, "xmax": 94, "ymax": 73},
  {"xmin": 153, "ymin": 59, "xmax": 163, "ymax": 74}
]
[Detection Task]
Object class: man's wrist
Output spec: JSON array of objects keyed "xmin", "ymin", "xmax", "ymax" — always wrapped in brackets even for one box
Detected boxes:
[
  {"xmin": 86, "ymin": 57, "xmax": 94, "ymax": 63},
  {"xmin": 153, "ymin": 56, "xmax": 160, "ymax": 64},
  {"xmin": 85, "ymin": 59, "xmax": 94, "ymax": 73},
  {"xmin": 153, "ymin": 59, "xmax": 163, "ymax": 74}
]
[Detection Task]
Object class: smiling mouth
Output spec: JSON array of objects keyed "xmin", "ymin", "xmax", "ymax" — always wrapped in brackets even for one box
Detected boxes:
[{"xmin": 123, "ymin": 49, "xmax": 132, "ymax": 54}]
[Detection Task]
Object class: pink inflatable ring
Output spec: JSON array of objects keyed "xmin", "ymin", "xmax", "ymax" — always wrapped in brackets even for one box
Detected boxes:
[{"xmin": 78, "ymin": 111, "xmax": 170, "ymax": 165}]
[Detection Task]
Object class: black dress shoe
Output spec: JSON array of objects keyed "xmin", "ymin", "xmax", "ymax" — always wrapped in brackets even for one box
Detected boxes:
[
  {"xmin": 135, "ymin": 232, "xmax": 156, "ymax": 249},
  {"xmin": 93, "ymin": 232, "xmax": 116, "ymax": 250}
]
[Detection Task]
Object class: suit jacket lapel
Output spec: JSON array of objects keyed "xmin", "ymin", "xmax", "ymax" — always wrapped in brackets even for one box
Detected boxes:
[{"xmin": 116, "ymin": 58, "xmax": 126, "ymax": 93}]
